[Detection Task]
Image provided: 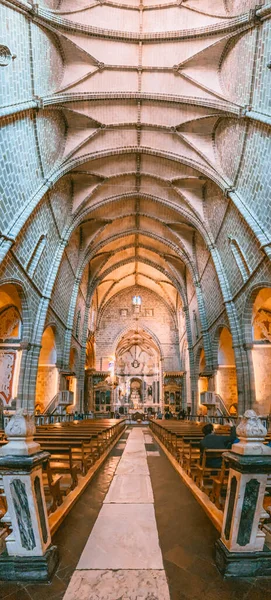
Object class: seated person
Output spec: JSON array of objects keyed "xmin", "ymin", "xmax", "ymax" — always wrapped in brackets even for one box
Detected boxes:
[
  {"xmin": 226, "ymin": 426, "xmax": 240, "ymax": 449},
  {"xmin": 200, "ymin": 423, "xmax": 228, "ymax": 468}
]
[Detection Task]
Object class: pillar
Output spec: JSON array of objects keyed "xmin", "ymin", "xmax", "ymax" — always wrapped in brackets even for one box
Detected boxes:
[
  {"xmin": 0, "ymin": 410, "xmax": 59, "ymax": 581},
  {"xmin": 215, "ymin": 410, "xmax": 271, "ymax": 577}
]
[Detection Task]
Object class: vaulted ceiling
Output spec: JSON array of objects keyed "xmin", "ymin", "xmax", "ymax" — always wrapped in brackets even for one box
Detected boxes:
[{"xmin": 40, "ymin": 0, "xmax": 256, "ymax": 312}]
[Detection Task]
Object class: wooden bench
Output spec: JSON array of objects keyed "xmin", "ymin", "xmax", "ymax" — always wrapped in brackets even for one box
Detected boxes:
[
  {"xmin": 182, "ymin": 440, "xmax": 201, "ymax": 477},
  {"xmin": 0, "ymin": 419, "xmax": 126, "ymax": 515},
  {"xmin": 194, "ymin": 449, "xmax": 226, "ymax": 491},
  {"xmin": 42, "ymin": 461, "xmax": 63, "ymax": 513},
  {"xmin": 36, "ymin": 434, "xmax": 98, "ymax": 470},
  {"xmin": 209, "ymin": 455, "xmax": 230, "ymax": 508},
  {"xmin": 37, "ymin": 438, "xmax": 93, "ymax": 475},
  {"xmin": 41, "ymin": 446, "xmax": 79, "ymax": 492}
]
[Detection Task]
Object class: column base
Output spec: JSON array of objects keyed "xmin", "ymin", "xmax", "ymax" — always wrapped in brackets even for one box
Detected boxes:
[
  {"xmin": 215, "ymin": 539, "xmax": 271, "ymax": 578},
  {"xmin": 0, "ymin": 544, "xmax": 59, "ymax": 582}
]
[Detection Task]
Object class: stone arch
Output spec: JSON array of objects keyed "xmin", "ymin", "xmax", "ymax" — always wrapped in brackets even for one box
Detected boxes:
[
  {"xmin": 112, "ymin": 322, "xmax": 165, "ymax": 362},
  {"xmin": 195, "ymin": 346, "xmax": 208, "ymax": 411},
  {"xmin": 0, "ymin": 278, "xmax": 30, "ymax": 341},
  {"xmin": 180, "ymin": 337, "xmax": 191, "ymax": 408},
  {"xmin": 35, "ymin": 324, "xmax": 59, "ymax": 413},
  {"xmin": 0, "ymin": 280, "xmax": 30, "ymax": 410},
  {"xmin": 213, "ymin": 325, "xmax": 238, "ymax": 413},
  {"xmin": 195, "ymin": 345, "xmax": 205, "ymax": 374},
  {"xmin": 242, "ymin": 282, "xmax": 271, "ymax": 416},
  {"xmin": 212, "ymin": 321, "xmax": 231, "ymax": 369},
  {"xmin": 242, "ymin": 281, "xmax": 271, "ymax": 346},
  {"xmin": 43, "ymin": 319, "xmax": 64, "ymax": 368},
  {"xmin": 114, "ymin": 326, "xmax": 163, "ymax": 414},
  {"xmin": 85, "ymin": 333, "xmax": 95, "ymax": 370},
  {"xmin": 0, "ymin": 305, "xmax": 21, "ymax": 341}
]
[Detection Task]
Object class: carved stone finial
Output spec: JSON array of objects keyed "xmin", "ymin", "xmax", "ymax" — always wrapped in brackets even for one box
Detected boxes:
[
  {"xmin": 236, "ymin": 409, "xmax": 267, "ymax": 439},
  {"xmin": 0, "ymin": 410, "xmax": 40, "ymax": 456},
  {"xmin": 233, "ymin": 409, "xmax": 270, "ymax": 456}
]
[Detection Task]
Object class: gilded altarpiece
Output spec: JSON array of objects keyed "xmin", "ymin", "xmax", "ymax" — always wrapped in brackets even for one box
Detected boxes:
[{"xmin": 163, "ymin": 372, "xmax": 184, "ymax": 413}]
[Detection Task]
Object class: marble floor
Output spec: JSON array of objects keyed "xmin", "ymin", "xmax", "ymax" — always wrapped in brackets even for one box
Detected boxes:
[
  {"xmin": 0, "ymin": 427, "xmax": 270, "ymax": 600},
  {"xmin": 64, "ymin": 427, "xmax": 170, "ymax": 599}
]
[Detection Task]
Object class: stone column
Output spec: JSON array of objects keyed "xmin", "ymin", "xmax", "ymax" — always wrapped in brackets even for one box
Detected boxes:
[
  {"xmin": 215, "ymin": 410, "xmax": 271, "ymax": 578},
  {"xmin": 0, "ymin": 410, "xmax": 59, "ymax": 581}
]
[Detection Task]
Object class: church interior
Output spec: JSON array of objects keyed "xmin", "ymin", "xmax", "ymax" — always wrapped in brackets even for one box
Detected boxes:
[{"xmin": 0, "ymin": 0, "xmax": 271, "ymax": 598}]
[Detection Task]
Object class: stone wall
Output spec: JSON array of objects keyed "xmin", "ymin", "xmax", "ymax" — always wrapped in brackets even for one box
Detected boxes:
[
  {"xmin": 96, "ymin": 287, "xmax": 180, "ymax": 373},
  {"xmin": 216, "ymin": 366, "xmax": 238, "ymax": 409},
  {"xmin": 251, "ymin": 346, "xmax": 271, "ymax": 416},
  {"xmin": 35, "ymin": 366, "xmax": 58, "ymax": 411}
]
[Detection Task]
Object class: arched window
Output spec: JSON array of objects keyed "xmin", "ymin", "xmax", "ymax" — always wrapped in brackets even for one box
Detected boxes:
[
  {"xmin": 132, "ymin": 295, "xmax": 142, "ymax": 306},
  {"xmin": 27, "ymin": 235, "xmax": 47, "ymax": 277},
  {"xmin": 228, "ymin": 237, "xmax": 250, "ymax": 282}
]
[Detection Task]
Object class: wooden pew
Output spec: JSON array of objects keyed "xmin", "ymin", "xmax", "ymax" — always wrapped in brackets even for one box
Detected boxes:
[
  {"xmin": 37, "ymin": 439, "xmax": 92, "ymax": 475},
  {"xmin": 194, "ymin": 449, "xmax": 226, "ymax": 491},
  {"xmin": 209, "ymin": 455, "xmax": 229, "ymax": 508},
  {"xmin": 42, "ymin": 461, "xmax": 63, "ymax": 513},
  {"xmin": 0, "ymin": 419, "xmax": 126, "ymax": 517},
  {"xmin": 40, "ymin": 446, "xmax": 79, "ymax": 491},
  {"xmin": 182, "ymin": 440, "xmax": 201, "ymax": 477},
  {"xmin": 36, "ymin": 434, "xmax": 99, "ymax": 468}
]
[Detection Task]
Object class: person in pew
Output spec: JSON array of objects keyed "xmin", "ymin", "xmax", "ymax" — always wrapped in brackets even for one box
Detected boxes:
[
  {"xmin": 226, "ymin": 426, "xmax": 240, "ymax": 449},
  {"xmin": 200, "ymin": 423, "xmax": 228, "ymax": 468}
]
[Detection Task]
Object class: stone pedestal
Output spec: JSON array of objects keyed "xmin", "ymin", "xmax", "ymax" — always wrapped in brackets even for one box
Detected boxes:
[
  {"xmin": 215, "ymin": 539, "xmax": 271, "ymax": 578},
  {"xmin": 0, "ymin": 410, "xmax": 59, "ymax": 581},
  {"xmin": 215, "ymin": 410, "xmax": 271, "ymax": 578}
]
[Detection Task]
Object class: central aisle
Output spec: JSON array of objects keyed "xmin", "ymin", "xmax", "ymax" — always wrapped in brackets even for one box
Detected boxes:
[{"xmin": 63, "ymin": 427, "xmax": 170, "ymax": 600}]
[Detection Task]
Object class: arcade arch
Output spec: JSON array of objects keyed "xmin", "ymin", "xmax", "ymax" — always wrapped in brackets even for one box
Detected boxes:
[
  {"xmin": 215, "ymin": 327, "xmax": 238, "ymax": 415},
  {"xmin": 198, "ymin": 348, "xmax": 208, "ymax": 399},
  {"xmin": 251, "ymin": 288, "xmax": 271, "ymax": 416},
  {"xmin": 35, "ymin": 325, "xmax": 59, "ymax": 413},
  {"xmin": 115, "ymin": 327, "xmax": 161, "ymax": 415},
  {"xmin": 0, "ymin": 283, "xmax": 23, "ymax": 412}
]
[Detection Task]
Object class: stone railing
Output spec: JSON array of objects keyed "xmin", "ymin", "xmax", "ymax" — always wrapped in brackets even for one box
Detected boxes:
[
  {"xmin": 0, "ymin": 410, "xmax": 59, "ymax": 581},
  {"xmin": 215, "ymin": 410, "xmax": 271, "ymax": 577}
]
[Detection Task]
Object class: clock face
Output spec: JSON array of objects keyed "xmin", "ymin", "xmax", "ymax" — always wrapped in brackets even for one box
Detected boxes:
[{"xmin": 132, "ymin": 359, "xmax": 140, "ymax": 368}]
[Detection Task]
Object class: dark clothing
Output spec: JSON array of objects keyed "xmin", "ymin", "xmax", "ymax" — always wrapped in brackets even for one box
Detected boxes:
[
  {"xmin": 200, "ymin": 433, "xmax": 228, "ymax": 468},
  {"xmin": 226, "ymin": 426, "xmax": 239, "ymax": 449}
]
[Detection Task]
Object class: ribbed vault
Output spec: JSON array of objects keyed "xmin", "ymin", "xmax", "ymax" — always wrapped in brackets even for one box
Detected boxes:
[
  {"xmin": 1, "ymin": 0, "xmax": 269, "ymax": 415},
  {"xmin": 36, "ymin": 0, "xmax": 261, "ymax": 345}
]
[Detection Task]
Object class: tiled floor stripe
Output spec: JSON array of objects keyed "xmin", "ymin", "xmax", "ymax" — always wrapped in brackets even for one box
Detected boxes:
[{"xmin": 63, "ymin": 427, "xmax": 170, "ymax": 600}]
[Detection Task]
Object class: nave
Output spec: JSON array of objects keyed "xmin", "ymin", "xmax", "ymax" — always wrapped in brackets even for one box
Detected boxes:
[{"xmin": 0, "ymin": 424, "xmax": 269, "ymax": 600}]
